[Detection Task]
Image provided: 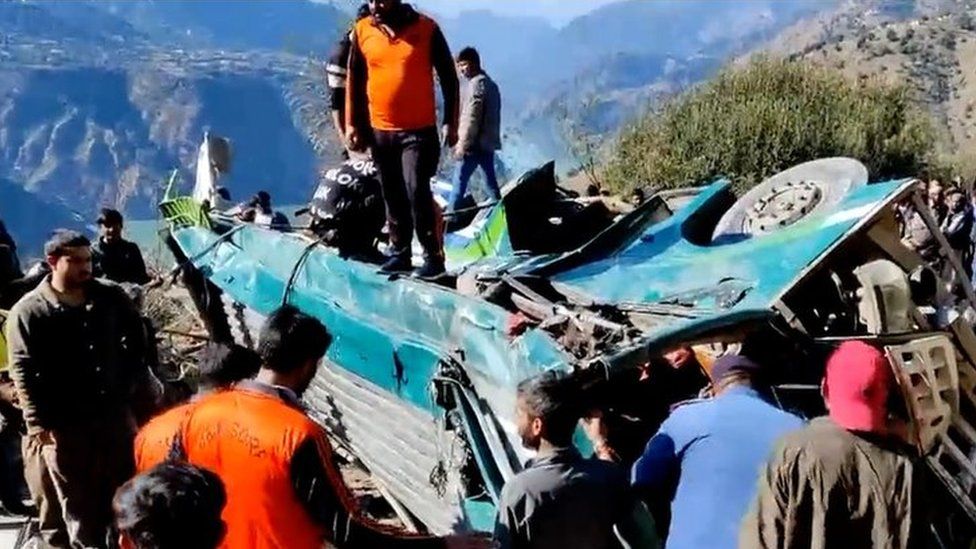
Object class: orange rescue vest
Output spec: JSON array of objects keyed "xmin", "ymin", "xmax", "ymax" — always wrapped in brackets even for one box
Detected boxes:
[
  {"xmin": 353, "ymin": 15, "xmax": 438, "ymax": 131},
  {"xmin": 178, "ymin": 388, "xmax": 330, "ymax": 549}
]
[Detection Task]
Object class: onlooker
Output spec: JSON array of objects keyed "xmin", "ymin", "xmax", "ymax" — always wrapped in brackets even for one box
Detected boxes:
[
  {"xmin": 113, "ymin": 462, "xmax": 227, "ymax": 549},
  {"xmin": 631, "ymin": 355, "xmax": 803, "ymax": 549},
  {"xmin": 326, "ymin": 4, "xmax": 371, "ymax": 155},
  {"xmin": 740, "ymin": 341, "xmax": 924, "ymax": 549},
  {"xmin": 928, "ymin": 179, "xmax": 947, "ymax": 225},
  {"xmin": 6, "ymin": 230, "xmax": 155, "ymax": 547},
  {"xmin": 346, "ymin": 0, "xmax": 460, "ymax": 278},
  {"xmin": 92, "ymin": 208, "xmax": 150, "ymax": 285},
  {"xmin": 900, "ymin": 197, "xmax": 939, "ymax": 263},
  {"xmin": 250, "ymin": 191, "xmax": 291, "ymax": 231},
  {"xmin": 450, "ymin": 46, "xmax": 502, "ymax": 212},
  {"xmin": 134, "ymin": 342, "xmax": 260, "ymax": 473},
  {"xmin": 630, "ymin": 188, "xmax": 646, "ymax": 207},
  {"xmin": 173, "ymin": 305, "xmax": 487, "ymax": 548},
  {"xmin": 495, "ymin": 370, "xmax": 659, "ymax": 549},
  {"xmin": 941, "ymin": 187, "xmax": 972, "ymax": 274}
]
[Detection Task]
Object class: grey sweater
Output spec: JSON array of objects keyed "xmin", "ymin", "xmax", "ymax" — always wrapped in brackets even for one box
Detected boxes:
[{"xmin": 458, "ymin": 72, "xmax": 502, "ymax": 153}]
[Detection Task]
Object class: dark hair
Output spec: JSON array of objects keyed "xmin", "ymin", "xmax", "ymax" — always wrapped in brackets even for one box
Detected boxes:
[
  {"xmin": 631, "ymin": 188, "xmax": 645, "ymax": 200},
  {"xmin": 356, "ymin": 3, "xmax": 370, "ymax": 19},
  {"xmin": 256, "ymin": 191, "xmax": 271, "ymax": 208},
  {"xmin": 98, "ymin": 208, "xmax": 124, "ymax": 227},
  {"xmin": 198, "ymin": 343, "xmax": 261, "ymax": 390},
  {"xmin": 216, "ymin": 187, "xmax": 231, "ymax": 200},
  {"xmin": 44, "ymin": 230, "xmax": 90, "ymax": 258},
  {"xmin": 516, "ymin": 370, "xmax": 580, "ymax": 446},
  {"xmin": 113, "ymin": 462, "xmax": 226, "ymax": 549},
  {"xmin": 457, "ymin": 46, "xmax": 480, "ymax": 66},
  {"xmin": 258, "ymin": 305, "xmax": 331, "ymax": 374},
  {"xmin": 585, "ymin": 184, "xmax": 600, "ymax": 197}
]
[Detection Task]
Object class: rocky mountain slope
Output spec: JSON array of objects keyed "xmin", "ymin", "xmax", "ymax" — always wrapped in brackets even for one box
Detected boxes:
[
  {"xmin": 746, "ymin": 0, "xmax": 976, "ymax": 173},
  {"xmin": 0, "ymin": 0, "xmax": 345, "ymax": 254},
  {"xmin": 487, "ymin": 0, "xmax": 833, "ymax": 170}
]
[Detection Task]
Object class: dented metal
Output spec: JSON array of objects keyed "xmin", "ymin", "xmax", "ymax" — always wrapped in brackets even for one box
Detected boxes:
[{"xmin": 163, "ymin": 155, "xmax": 976, "ymax": 534}]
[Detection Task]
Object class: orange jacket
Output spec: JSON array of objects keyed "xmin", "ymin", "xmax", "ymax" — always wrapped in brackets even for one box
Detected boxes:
[
  {"xmin": 178, "ymin": 387, "xmax": 330, "ymax": 549},
  {"xmin": 346, "ymin": 9, "xmax": 459, "ymax": 133},
  {"xmin": 134, "ymin": 402, "xmax": 192, "ymax": 473}
]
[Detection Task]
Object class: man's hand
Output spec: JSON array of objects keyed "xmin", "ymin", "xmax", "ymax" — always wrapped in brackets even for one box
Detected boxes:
[
  {"xmin": 345, "ymin": 126, "xmax": 362, "ymax": 152},
  {"xmin": 452, "ymin": 144, "xmax": 466, "ymax": 160},
  {"xmin": 444, "ymin": 533, "xmax": 496, "ymax": 549},
  {"xmin": 443, "ymin": 124, "xmax": 459, "ymax": 148}
]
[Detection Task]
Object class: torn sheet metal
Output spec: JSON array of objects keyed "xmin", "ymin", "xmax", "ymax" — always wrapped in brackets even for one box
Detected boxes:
[{"xmin": 542, "ymin": 179, "xmax": 911, "ymax": 312}]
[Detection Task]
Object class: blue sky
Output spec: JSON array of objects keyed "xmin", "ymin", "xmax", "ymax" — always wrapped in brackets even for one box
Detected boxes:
[{"xmin": 335, "ymin": 0, "xmax": 622, "ymax": 26}]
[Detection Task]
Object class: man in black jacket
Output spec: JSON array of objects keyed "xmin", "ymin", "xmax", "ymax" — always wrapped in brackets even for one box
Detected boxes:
[{"xmin": 92, "ymin": 208, "xmax": 150, "ymax": 285}]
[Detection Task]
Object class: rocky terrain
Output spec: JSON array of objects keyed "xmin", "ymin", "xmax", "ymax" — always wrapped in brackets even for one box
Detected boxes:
[
  {"xmin": 0, "ymin": 0, "xmax": 344, "ymax": 254},
  {"xmin": 745, "ymin": 0, "xmax": 976, "ymax": 174}
]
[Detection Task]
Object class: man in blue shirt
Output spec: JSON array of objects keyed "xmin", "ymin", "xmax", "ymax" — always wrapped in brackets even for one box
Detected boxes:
[{"xmin": 631, "ymin": 354, "xmax": 803, "ymax": 549}]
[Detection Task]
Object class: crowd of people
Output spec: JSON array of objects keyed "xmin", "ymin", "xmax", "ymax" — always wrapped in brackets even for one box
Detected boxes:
[{"xmin": 898, "ymin": 177, "xmax": 976, "ymax": 283}]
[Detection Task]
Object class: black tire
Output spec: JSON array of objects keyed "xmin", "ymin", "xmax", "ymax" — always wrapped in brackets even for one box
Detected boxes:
[{"xmin": 712, "ymin": 158, "xmax": 868, "ymax": 241}]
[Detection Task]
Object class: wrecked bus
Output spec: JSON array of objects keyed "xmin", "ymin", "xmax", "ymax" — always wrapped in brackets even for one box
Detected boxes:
[{"xmin": 162, "ymin": 136, "xmax": 976, "ymax": 540}]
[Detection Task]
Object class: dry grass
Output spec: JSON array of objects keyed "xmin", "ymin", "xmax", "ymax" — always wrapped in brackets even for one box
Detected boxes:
[{"xmin": 142, "ymin": 278, "xmax": 209, "ymax": 397}]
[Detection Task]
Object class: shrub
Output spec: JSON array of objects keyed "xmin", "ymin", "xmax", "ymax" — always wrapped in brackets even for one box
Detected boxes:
[{"xmin": 602, "ymin": 57, "xmax": 939, "ymax": 193}]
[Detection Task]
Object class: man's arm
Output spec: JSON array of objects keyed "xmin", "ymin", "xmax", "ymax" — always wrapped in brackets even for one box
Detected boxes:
[
  {"xmin": 331, "ymin": 109, "xmax": 346, "ymax": 145},
  {"xmin": 290, "ymin": 435, "xmax": 445, "ymax": 548},
  {"xmin": 457, "ymin": 78, "xmax": 485, "ymax": 155},
  {"xmin": 5, "ymin": 303, "xmax": 40, "ymax": 433},
  {"xmin": 327, "ymin": 35, "xmax": 350, "ymax": 144},
  {"xmin": 430, "ymin": 25, "xmax": 459, "ymax": 142},
  {"xmin": 345, "ymin": 30, "xmax": 370, "ymax": 150},
  {"xmin": 631, "ymin": 419, "xmax": 682, "ymax": 538}
]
